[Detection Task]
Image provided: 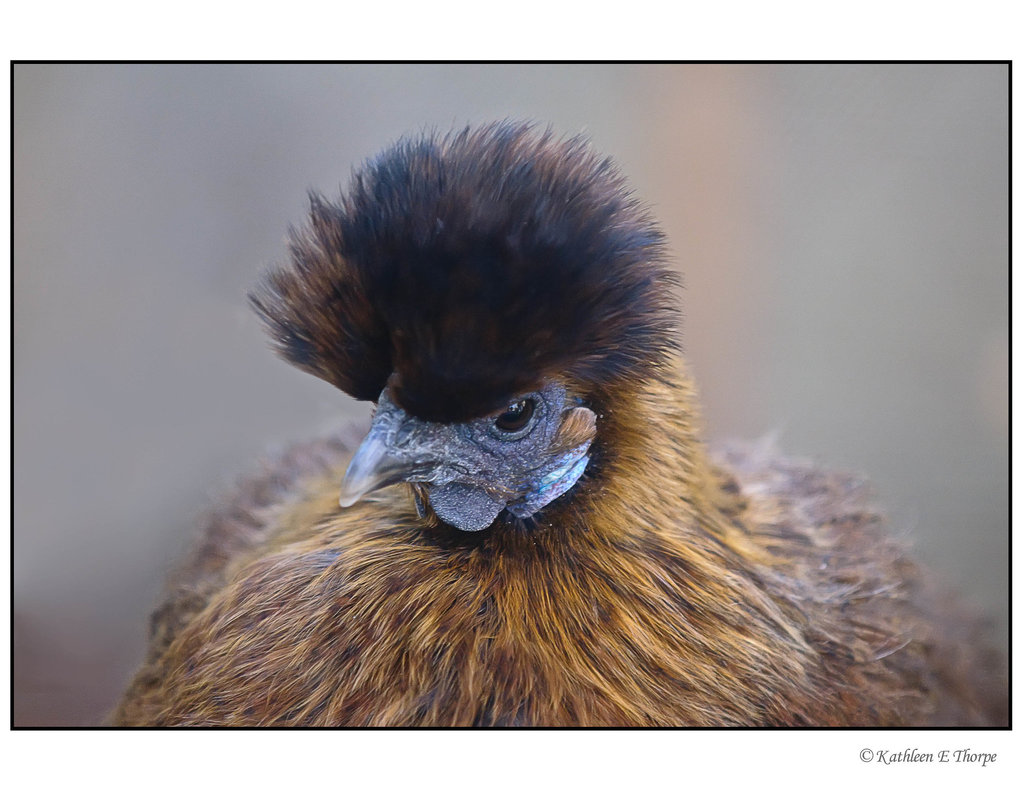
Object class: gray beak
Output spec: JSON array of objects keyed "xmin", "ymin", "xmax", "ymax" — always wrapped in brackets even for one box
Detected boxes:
[
  {"xmin": 338, "ymin": 389, "xmax": 444, "ymax": 508},
  {"xmin": 339, "ymin": 425, "xmax": 415, "ymax": 507}
]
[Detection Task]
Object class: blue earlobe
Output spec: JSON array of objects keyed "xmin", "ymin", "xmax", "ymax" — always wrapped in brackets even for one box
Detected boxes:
[{"xmin": 507, "ymin": 444, "xmax": 591, "ymax": 519}]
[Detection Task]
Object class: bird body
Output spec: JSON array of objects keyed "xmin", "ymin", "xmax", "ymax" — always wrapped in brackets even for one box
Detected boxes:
[{"xmin": 113, "ymin": 124, "xmax": 1005, "ymax": 726}]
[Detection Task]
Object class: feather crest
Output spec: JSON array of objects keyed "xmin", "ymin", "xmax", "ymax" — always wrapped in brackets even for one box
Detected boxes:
[{"xmin": 251, "ymin": 122, "xmax": 678, "ymax": 421}]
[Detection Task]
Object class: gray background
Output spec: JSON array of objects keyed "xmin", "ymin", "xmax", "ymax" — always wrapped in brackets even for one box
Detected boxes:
[{"xmin": 13, "ymin": 64, "xmax": 1008, "ymax": 725}]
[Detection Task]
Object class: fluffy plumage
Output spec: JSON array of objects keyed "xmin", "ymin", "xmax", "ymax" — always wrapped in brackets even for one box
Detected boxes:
[
  {"xmin": 250, "ymin": 123, "xmax": 677, "ymax": 422},
  {"xmin": 113, "ymin": 123, "xmax": 1006, "ymax": 726}
]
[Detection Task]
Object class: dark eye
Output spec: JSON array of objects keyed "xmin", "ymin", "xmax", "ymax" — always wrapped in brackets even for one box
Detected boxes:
[{"xmin": 494, "ymin": 398, "xmax": 536, "ymax": 434}]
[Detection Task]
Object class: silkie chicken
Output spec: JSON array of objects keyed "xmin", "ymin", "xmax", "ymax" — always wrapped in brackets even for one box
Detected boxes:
[{"xmin": 113, "ymin": 123, "xmax": 1006, "ymax": 726}]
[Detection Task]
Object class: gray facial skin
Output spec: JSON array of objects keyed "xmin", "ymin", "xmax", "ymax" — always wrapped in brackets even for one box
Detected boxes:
[{"xmin": 339, "ymin": 381, "xmax": 594, "ymax": 531}]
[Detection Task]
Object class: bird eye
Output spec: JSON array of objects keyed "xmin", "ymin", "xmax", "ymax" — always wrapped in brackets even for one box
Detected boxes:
[{"xmin": 494, "ymin": 398, "xmax": 536, "ymax": 434}]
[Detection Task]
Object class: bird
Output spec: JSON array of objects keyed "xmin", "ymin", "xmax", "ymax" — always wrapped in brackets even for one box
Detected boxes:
[{"xmin": 112, "ymin": 122, "xmax": 1006, "ymax": 727}]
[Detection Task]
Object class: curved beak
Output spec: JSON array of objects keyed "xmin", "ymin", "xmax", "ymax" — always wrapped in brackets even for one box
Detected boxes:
[
  {"xmin": 338, "ymin": 427, "xmax": 419, "ymax": 507},
  {"xmin": 338, "ymin": 390, "xmax": 445, "ymax": 508}
]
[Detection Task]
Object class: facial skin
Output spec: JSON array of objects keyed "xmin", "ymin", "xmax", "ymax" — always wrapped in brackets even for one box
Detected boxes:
[{"xmin": 339, "ymin": 381, "xmax": 597, "ymax": 531}]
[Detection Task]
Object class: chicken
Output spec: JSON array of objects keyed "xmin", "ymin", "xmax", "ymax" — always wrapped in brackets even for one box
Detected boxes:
[{"xmin": 112, "ymin": 123, "xmax": 1006, "ymax": 726}]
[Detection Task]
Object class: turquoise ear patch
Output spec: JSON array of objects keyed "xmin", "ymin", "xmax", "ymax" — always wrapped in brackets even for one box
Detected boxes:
[{"xmin": 506, "ymin": 443, "xmax": 591, "ymax": 519}]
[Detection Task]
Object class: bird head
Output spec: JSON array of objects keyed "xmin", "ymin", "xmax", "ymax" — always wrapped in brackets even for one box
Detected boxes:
[{"xmin": 251, "ymin": 122, "xmax": 678, "ymax": 531}]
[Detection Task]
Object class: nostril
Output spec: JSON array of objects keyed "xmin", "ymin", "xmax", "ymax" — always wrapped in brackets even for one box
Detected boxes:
[{"xmin": 395, "ymin": 422, "xmax": 418, "ymax": 446}]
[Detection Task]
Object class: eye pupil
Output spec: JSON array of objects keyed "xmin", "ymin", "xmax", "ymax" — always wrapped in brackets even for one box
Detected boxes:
[{"xmin": 494, "ymin": 398, "xmax": 536, "ymax": 433}]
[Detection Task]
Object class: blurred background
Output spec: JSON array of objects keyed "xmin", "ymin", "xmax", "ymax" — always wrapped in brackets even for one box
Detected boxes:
[{"xmin": 13, "ymin": 64, "xmax": 1008, "ymax": 725}]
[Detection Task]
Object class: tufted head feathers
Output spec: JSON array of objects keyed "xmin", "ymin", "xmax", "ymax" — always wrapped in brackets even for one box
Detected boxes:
[{"xmin": 251, "ymin": 122, "xmax": 679, "ymax": 422}]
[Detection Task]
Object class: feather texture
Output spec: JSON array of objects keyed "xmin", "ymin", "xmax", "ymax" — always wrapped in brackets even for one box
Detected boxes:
[
  {"xmin": 114, "ymin": 124, "xmax": 1005, "ymax": 726},
  {"xmin": 113, "ymin": 368, "xmax": 1005, "ymax": 726},
  {"xmin": 250, "ymin": 122, "xmax": 678, "ymax": 422}
]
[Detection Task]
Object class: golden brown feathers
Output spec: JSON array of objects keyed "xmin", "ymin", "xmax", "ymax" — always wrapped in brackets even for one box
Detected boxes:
[
  {"xmin": 113, "ymin": 124, "xmax": 1005, "ymax": 727},
  {"xmin": 113, "ymin": 366, "xmax": 1004, "ymax": 725}
]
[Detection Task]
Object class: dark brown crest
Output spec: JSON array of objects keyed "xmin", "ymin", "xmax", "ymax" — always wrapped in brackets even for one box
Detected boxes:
[{"xmin": 250, "ymin": 122, "xmax": 679, "ymax": 421}]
